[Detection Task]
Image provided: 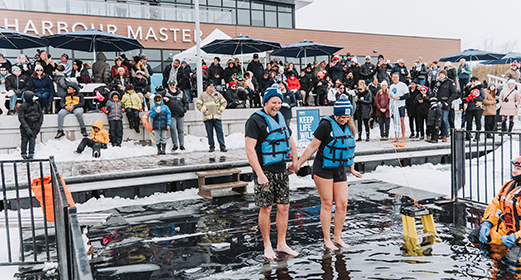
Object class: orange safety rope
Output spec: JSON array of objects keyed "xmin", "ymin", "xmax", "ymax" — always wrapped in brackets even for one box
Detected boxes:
[{"xmin": 393, "ymin": 143, "xmax": 422, "ymax": 207}]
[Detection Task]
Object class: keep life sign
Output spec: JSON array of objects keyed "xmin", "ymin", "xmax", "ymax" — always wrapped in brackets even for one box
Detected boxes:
[{"xmin": 296, "ymin": 109, "xmax": 320, "ymax": 148}]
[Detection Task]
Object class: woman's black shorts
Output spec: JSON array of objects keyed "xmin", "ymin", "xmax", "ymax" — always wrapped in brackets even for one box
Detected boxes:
[{"xmin": 312, "ymin": 160, "xmax": 347, "ymax": 182}]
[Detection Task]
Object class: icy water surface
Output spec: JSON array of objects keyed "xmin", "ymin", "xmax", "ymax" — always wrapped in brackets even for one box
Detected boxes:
[{"xmin": 84, "ymin": 181, "xmax": 514, "ymax": 279}]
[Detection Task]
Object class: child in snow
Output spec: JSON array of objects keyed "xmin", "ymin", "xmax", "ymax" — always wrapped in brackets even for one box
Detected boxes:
[
  {"xmin": 74, "ymin": 120, "xmax": 109, "ymax": 158},
  {"xmin": 426, "ymin": 97, "xmax": 442, "ymax": 143},
  {"xmin": 121, "ymin": 84, "xmax": 142, "ymax": 133},
  {"xmin": 149, "ymin": 93, "xmax": 171, "ymax": 155},
  {"xmin": 105, "ymin": 91, "xmax": 124, "ymax": 147},
  {"xmin": 18, "ymin": 91, "xmax": 43, "ymax": 159}
]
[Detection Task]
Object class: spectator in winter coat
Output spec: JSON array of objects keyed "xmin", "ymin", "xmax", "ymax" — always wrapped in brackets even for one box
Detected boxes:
[
  {"xmin": 443, "ymin": 61, "xmax": 457, "ymax": 84},
  {"xmin": 463, "ymin": 79, "xmax": 485, "ymax": 140},
  {"xmin": 349, "ymin": 58, "xmax": 361, "ymax": 86},
  {"xmin": 427, "ymin": 61, "xmax": 440, "ymax": 89},
  {"xmin": 354, "ymin": 80, "xmax": 373, "ymax": 141},
  {"xmin": 247, "ymin": 53, "xmax": 264, "ymax": 83},
  {"xmin": 223, "ymin": 81, "xmax": 246, "ymax": 108},
  {"xmin": 299, "ymin": 67, "xmax": 314, "ymax": 106},
  {"xmin": 499, "ymin": 79, "xmax": 520, "ymax": 132},
  {"xmin": 457, "ymin": 59, "xmax": 472, "ymax": 91},
  {"xmin": 105, "ymin": 91, "xmax": 124, "ymax": 147},
  {"xmin": 276, "ymin": 68, "xmax": 286, "ymax": 84},
  {"xmin": 55, "ymin": 83, "xmax": 87, "ymax": 139},
  {"xmin": 0, "ymin": 53, "xmax": 12, "ymax": 73},
  {"xmin": 149, "ymin": 93, "xmax": 172, "ymax": 155},
  {"xmin": 278, "ymin": 82, "xmax": 297, "ymax": 127},
  {"xmin": 375, "ymin": 81, "xmax": 390, "ymax": 140},
  {"xmin": 70, "ymin": 59, "xmax": 91, "ymax": 83},
  {"xmin": 74, "ymin": 119, "xmax": 109, "ymax": 158},
  {"xmin": 180, "ymin": 61, "xmax": 192, "ymax": 102},
  {"xmin": 18, "ymin": 91, "xmax": 43, "ymax": 159},
  {"xmin": 195, "ymin": 82, "xmax": 227, "ymax": 152},
  {"xmin": 161, "ymin": 80, "xmax": 188, "ymax": 151},
  {"xmin": 121, "ymin": 84, "xmax": 142, "ymax": 133},
  {"xmin": 5, "ymin": 66, "xmax": 30, "ymax": 114},
  {"xmin": 286, "ymin": 71, "xmax": 301, "ymax": 103},
  {"xmin": 162, "ymin": 59, "xmax": 187, "ymax": 92},
  {"xmin": 208, "ymin": 57, "xmax": 224, "ymax": 90},
  {"xmin": 410, "ymin": 57, "xmax": 428, "ymax": 86},
  {"xmin": 314, "ymin": 71, "xmax": 328, "ymax": 106},
  {"xmin": 259, "ymin": 70, "xmax": 275, "ymax": 97},
  {"xmin": 407, "ymin": 81, "xmax": 420, "ymax": 138},
  {"xmin": 30, "ymin": 64, "xmax": 55, "ymax": 111},
  {"xmin": 15, "ymin": 54, "xmax": 34, "ymax": 77},
  {"xmin": 91, "ymin": 52, "xmax": 111, "ymax": 85},
  {"xmin": 415, "ymin": 86, "xmax": 431, "ymax": 140},
  {"xmin": 390, "ymin": 59, "xmax": 409, "ymax": 84},
  {"xmin": 368, "ymin": 77, "xmax": 381, "ymax": 128},
  {"xmin": 504, "ymin": 61, "xmax": 520, "ymax": 82},
  {"xmin": 433, "ymin": 70, "xmax": 457, "ymax": 141},
  {"xmin": 326, "ymin": 57, "xmax": 343, "ymax": 82},
  {"xmin": 111, "ymin": 56, "xmax": 129, "ymax": 78},
  {"xmin": 53, "ymin": 65, "xmax": 68, "ymax": 111},
  {"xmin": 426, "ymin": 97, "xmax": 442, "ymax": 143},
  {"xmin": 483, "ymin": 83, "xmax": 498, "ymax": 138},
  {"xmin": 57, "ymin": 53, "xmax": 70, "ymax": 77},
  {"xmin": 132, "ymin": 70, "xmax": 152, "ymax": 106},
  {"xmin": 360, "ymin": 55, "xmax": 375, "ymax": 84},
  {"xmin": 375, "ymin": 56, "xmax": 391, "ymax": 84},
  {"xmin": 131, "ymin": 55, "xmax": 150, "ymax": 80},
  {"xmin": 111, "ymin": 67, "xmax": 131, "ymax": 96},
  {"xmin": 222, "ymin": 60, "xmax": 238, "ymax": 84}
]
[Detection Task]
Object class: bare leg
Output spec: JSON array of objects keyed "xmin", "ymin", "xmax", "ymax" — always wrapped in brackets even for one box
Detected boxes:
[
  {"xmin": 332, "ymin": 181, "xmax": 349, "ymax": 248},
  {"xmin": 399, "ymin": 117, "xmax": 406, "ymax": 143},
  {"xmin": 276, "ymin": 204, "xmax": 298, "ymax": 256},
  {"xmin": 259, "ymin": 206, "xmax": 276, "ymax": 259},
  {"xmin": 391, "ymin": 120, "xmax": 399, "ymax": 142},
  {"xmin": 314, "ymin": 175, "xmax": 338, "ymax": 250}
]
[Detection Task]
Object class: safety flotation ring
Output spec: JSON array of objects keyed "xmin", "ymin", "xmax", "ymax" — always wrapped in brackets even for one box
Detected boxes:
[
  {"xmin": 31, "ymin": 175, "xmax": 75, "ymax": 222},
  {"xmin": 142, "ymin": 111, "xmax": 153, "ymax": 132}
]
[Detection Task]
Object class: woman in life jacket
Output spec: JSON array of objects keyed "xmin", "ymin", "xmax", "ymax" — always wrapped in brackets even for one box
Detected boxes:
[
  {"xmin": 469, "ymin": 156, "xmax": 521, "ymax": 266},
  {"xmin": 292, "ymin": 94, "xmax": 362, "ymax": 250}
]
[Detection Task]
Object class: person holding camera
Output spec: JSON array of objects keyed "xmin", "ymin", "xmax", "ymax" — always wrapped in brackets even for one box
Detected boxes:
[{"xmin": 499, "ymin": 79, "xmax": 520, "ymax": 132}]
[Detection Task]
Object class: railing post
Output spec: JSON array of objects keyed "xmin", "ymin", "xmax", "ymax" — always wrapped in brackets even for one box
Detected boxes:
[{"xmin": 451, "ymin": 129, "xmax": 465, "ymax": 200}]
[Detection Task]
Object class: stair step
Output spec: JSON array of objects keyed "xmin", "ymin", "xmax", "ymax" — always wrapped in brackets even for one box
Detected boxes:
[
  {"xmin": 200, "ymin": 181, "xmax": 248, "ymax": 191},
  {"xmin": 196, "ymin": 168, "xmax": 241, "ymax": 178}
]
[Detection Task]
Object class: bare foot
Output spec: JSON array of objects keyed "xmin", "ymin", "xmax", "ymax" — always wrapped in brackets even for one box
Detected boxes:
[
  {"xmin": 277, "ymin": 244, "xmax": 299, "ymax": 257},
  {"xmin": 333, "ymin": 239, "xmax": 350, "ymax": 248},
  {"xmin": 390, "ymin": 138, "xmax": 399, "ymax": 143},
  {"xmin": 399, "ymin": 138, "xmax": 405, "ymax": 143},
  {"xmin": 264, "ymin": 247, "xmax": 277, "ymax": 260},
  {"xmin": 324, "ymin": 240, "xmax": 338, "ymax": 250}
]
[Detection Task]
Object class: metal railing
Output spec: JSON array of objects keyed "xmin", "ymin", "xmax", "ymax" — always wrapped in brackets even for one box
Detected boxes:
[
  {"xmin": 451, "ymin": 129, "xmax": 521, "ymax": 204},
  {"xmin": 0, "ymin": 156, "xmax": 93, "ymax": 280}
]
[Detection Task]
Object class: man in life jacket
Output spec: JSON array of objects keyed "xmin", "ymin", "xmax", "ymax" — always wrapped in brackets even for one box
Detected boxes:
[
  {"xmin": 245, "ymin": 84, "xmax": 299, "ymax": 260},
  {"xmin": 469, "ymin": 156, "xmax": 521, "ymax": 265}
]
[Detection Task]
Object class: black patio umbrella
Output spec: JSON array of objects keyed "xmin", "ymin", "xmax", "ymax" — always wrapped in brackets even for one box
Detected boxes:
[
  {"xmin": 44, "ymin": 29, "xmax": 143, "ymax": 61},
  {"xmin": 270, "ymin": 40, "xmax": 343, "ymax": 58},
  {"xmin": 439, "ymin": 48, "xmax": 504, "ymax": 62},
  {"xmin": 0, "ymin": 27, "xmax": 48, "ymax": 49},
  {"xmin": 482, "ymin": 52, "xmax": 521, "ymax": 65}
]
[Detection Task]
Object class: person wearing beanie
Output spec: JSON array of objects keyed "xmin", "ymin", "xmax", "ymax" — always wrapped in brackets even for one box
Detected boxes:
[
  {"xmin": 121, "ymin": 84, "xmax": 142, "ymax": 134},
  {"xmin": 504, "ymin": 60, "xmax": 521, "ymax": 82},
  {"xmin": 426, "ymin": 96, "xmax": 442, "ymax": 143},
  {"xmin": 149, "ymin": 93, "xmax": 171, "ymax": 155},
  {"xmin": 18, "ymin": 91, "xmax": 43, "ymax": 159},
  {"xmin": 223, "ymin": 80, "xmax": 245, "ymax": 108},
  {"xmin": 483, "ymin": 83, "xmax": 498, "ymax": 138},
  {"xmin": 432, "ymin": 68, "xmax": 457, "ymax": 142},
  {"xmin": 55, "ymin": 82, "xmax": 87, "ymax": 139},
  {"xmin": 5, "ymin": 65, "xmax": 31, "ymax": 114},
  {"xmin": 30, "ymin": 64, "xmax": 55, "ymax": 112},
  {"xmin": 244, "ymin": 83, "xmax": 299, "ymax": 260},
  {"xmin": 293, "ymin": 93, "xmax": 362, "ymax": 250}
]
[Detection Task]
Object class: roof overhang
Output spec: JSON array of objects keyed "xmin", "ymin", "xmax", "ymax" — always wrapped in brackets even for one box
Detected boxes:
[{"xmin": 267, "ymin": 0, "xmax": 313, "ymax": 10}]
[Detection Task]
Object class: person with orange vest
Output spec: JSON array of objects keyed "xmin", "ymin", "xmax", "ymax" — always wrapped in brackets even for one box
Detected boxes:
[{"xmin": 469, "ymin": 156, "xmax": 521, "ymax": 264}]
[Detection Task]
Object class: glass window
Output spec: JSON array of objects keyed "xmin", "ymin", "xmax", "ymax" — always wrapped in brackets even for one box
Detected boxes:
[
  {"xmin": 278, "ymin": 12, "xmax": 292, "ymax": 28},
  {"xmin": 48, "ymin": 48, "xmax": 72, "ymax": 61},
  {"xmin": 278, "ymin": 4, "xmax": 292, "ymax": 12},
  {"xmin": 47, "ymin": 0, "xmax": 67, "ymax": 14},
  {"xmin": 251, "ymin": 0, "xmax": 263, "ymax": 10},
  {"xmin": 265, "ymin": 2, "xmax": 276, "ymax": 11},
  {"xmin": 177, "ymin": 0, "xmax": 191, "ymax": 3},
  {"xmin": 251, "ymin": 10, "xmax": 263, "ymax": 26},
  {"xmin": 141, "ymin": 49, "xmax": 162, "ymax": 61},
  {"xmin": 237, "ymin": 9, "xmax": 250, "ymax": 25},
  {"xmin": 265, "ymin": 11, "xmax": 277, "ymax": 27},
  {"xmin": 237, "ymin": 0, "xmax": 249, "ymax": 9},
  {"xmin": 148, "ymin": 61, "xmax": 162, "ymax": 73},
  {"xmin": 207, "ymin": 0, "xmax": 220, "ymax": 6},
  {"xmin": 1, "ymin": 50, "xmax": 22, "ymax": 62},
  {"xmin": 222, "ymin": 0, "xmax": 235, "ymax": 8}
]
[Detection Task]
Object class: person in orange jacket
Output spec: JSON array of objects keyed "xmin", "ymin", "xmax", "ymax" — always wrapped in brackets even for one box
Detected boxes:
[
  {"xmin": 74, "ymin": 119, "xmax": 109, "ymax": 158},
  {"xmin": 469, "ymin": 156, "xmax": 521, "ymax": 264}
]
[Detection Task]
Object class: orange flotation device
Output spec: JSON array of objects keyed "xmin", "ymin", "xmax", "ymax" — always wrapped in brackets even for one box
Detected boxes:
[
  {"xmin": 142, "ymin": 111, "xmax": 153, "ymax": 132},
  {"xmin": 31, "ymin": 175, "xmax": 75, "ymax": 222}
]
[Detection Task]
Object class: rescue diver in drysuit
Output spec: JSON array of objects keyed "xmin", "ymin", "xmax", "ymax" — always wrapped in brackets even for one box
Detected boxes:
[{"xmin": 469, "ymin": 156, "xmax": 521, "ymax": 265}]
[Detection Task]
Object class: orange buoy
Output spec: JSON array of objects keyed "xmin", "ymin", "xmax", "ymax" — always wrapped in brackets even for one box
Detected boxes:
[
  {"xmin": 142, "ymin": 111, "xmax": 153, "ymax": 132},
  {"xmin": 31, "ymin": 175, "xmax": 75, "ymax": 222}
]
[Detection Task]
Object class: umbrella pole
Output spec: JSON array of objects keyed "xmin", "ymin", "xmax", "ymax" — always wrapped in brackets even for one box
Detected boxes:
[{"xmin": 93, "ymin": 44, "xmax": 97, "ymax": 65}]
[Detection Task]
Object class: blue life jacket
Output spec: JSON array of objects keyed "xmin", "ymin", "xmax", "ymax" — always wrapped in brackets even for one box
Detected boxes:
[
  {"xmin": 322, "ymin": 116, "xmax": 355, "ymax": 168},
  {"xmin": 254, "ymin": 110, "xmax": 291, "ymax": 166}
]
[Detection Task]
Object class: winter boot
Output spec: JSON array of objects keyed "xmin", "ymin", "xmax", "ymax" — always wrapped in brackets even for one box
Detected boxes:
[
  {"xmin": 157, "ymin": 144, "xmax": 162, "ymax": 155},
  {"xmin": 135, "ymin": 123, "xmax": 140, "ymax": 133},
  {"xmin": 129, "ymin": 118, "xmax": 134, "ymax": 130},
  {"xmin": 81, "ymin": 128, "xmax": 88, "ymax": 137},
  {"xmin": 366, "ymin": 132, "xmax": 370, "ymax": 142},
  {"xmin": 502, "ymin": 121, "xmax": 507, "ymax": 132},
  {"xmin": 55, "ymin": 130, "xmax": 65, "ymax": 139},
  {"xmin": 171, "ymin": 145, "xmax": 178, "ymax": 152},
  {"xmin": 356, "ymin": 133, "xmax": 362, "ymax": 142},
  {"xmin": 509, "ymin": 121, "xmax": 514, "ymax": 132},
  {"xmin": 161, "ymin": 144, "xmax": 167, "ymax": 155},
  {"xmin": 21, "ymin": 154, "xmax": 28, "ymax": 160}
]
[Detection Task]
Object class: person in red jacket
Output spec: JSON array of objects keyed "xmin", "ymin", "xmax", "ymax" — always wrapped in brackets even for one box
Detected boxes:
[{"xmin": 286, "ymin": 72, "xmax": 301, "ymax": 105}]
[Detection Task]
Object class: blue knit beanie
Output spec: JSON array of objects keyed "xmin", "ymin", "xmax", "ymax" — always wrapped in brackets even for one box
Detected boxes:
[
  {"xmin": 334, "ymin": 94, "xmax": 353, "ymax": 116},
  {"xmin": 263, "ymin": 84, "xmax": 284, "ymax": 105}
]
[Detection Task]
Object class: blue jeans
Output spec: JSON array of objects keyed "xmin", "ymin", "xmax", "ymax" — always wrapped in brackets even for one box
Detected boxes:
[
  {"xmin": 414, "ymin": 79, "xmax": 426, "ymax": 86},
  {"xmin": 10, "ymin": 94, "xmax": 23, "ymax": 110},
  {"xmin": 204, "ymin": 119, "xmax": 226, "ymax": 150},
  {"xmin": 441, "ymin": 109, "xmax": 450, "ymax": 137},
  {"xmin": 35, "ymin": 91, "xmax": 51, "ymax": 109},
  {"xmin": 183, "ymin": 88, "xmax": 191, "ymax": 103}
]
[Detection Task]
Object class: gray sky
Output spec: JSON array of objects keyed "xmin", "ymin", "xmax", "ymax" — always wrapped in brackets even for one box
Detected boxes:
[{"xmin": 296, "ymin": 0, "xmax": 521, "ymax": 54}]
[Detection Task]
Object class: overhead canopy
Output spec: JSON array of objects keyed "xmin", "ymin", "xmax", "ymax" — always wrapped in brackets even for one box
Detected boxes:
[
  {"xmin": 482, "ymin": 52, "xmax": 521, "ymax": 65},
  {"xmin": 201, "ymin": 35, "xmax": 280, "ymax": 55},
  {"xmin": 439, "ymin": 48, "xmax": 504, "ymax": 62},
  {"xmin": 172, "ymin": 29, "xmax": 266, "ymax": 64},
  {"xmin": 0, "ymin": 27, "xmax": 48, "ymax": 49},
  {"xmin": 270, "ymin": 40, "xmax": 343, "ymax": 58}
]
